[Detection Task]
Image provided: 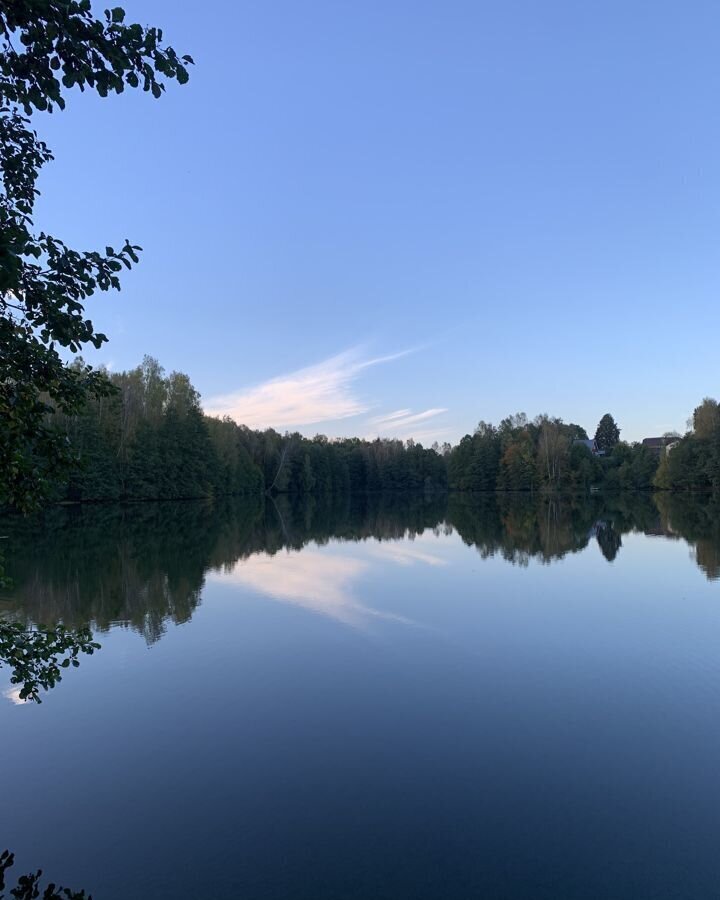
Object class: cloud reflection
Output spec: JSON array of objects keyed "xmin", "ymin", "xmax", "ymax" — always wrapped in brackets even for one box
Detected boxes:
[
  {"xmin": 210, "ymin": 546, "xmax": 426, "ymax": 630},
  {"xmin": 368, "ymin": 541, "xmax": 448, "ymax": 568},
  {"xmin": 3, "ymin": 686, "xmax": 28, "ymax": 706}
]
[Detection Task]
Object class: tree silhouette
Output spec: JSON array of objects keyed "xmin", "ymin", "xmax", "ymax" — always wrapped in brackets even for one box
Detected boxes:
[
  {"xmin": 594, "ymin": 414, "xmax": 621, "ymax": 452},
  {"xmin": 0, "ymin": 621, "xmax": 99, "ymax": 703},
  {"xmin": 0, "ymin": 2, "xmax": 192, "ymax": 511},
  {"xmin": 1, "ymin": 849, "xmax": 90, "ymax": 899}
]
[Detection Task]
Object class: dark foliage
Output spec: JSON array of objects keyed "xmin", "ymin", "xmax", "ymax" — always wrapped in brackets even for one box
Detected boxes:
[
  {"xmin": 447, "ymin": 412, "xmax": 660, "ymax": 493},
  {"xmin": 594, "ymin": 413, "xmax": 621, "ymax": 452},
  {"xmin": 0, "ymin": 1, "xmax": 191, "ymax": 512},
  {"xmin": 33, "ymin": 357, "xmax": 448, "ymax": 504},
  {"xmin": 0, "ymin": 620, "xmax": 99, "ymax": 702},
  {"xmin": 654, "ymin": 399, "xmax": 720, "ymax": 492},
  {"xmin": 1, "ymin": 850, "xmax": 90, "ymax": 899}
]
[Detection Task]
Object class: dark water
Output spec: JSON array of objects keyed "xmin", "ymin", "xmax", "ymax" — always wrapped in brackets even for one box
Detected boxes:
[{"xmin": 2, "ymin": 492, "xmax": 720, "ymax": 899}]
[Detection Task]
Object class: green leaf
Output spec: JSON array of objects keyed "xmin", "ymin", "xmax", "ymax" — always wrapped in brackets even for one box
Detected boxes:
[{"xmin": 0, "ymin": 0, "xmax": 193, "ymax": 513}]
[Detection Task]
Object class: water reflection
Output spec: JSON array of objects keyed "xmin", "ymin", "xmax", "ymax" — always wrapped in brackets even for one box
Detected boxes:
[
  {"xmin": 3, "ymin": 686, "xmax": 25, "ymax": 705},
  {"xmin": 212, "ymin": 548, "xmax": 415, "ymax": 629},
  {"xmin": 1, "ymin": 492, "xmax": 719, "ymax": 645},
  {"xmin": 448, "ymin": 493, "xmax": 663, "ymax": 566},
  {"xmin": 655, "ymin": 493, "xmax": 720, "ymax": 580},
  {"xmin": 367, "ymin": 540, "xmax": 448, "ymax": 568}
]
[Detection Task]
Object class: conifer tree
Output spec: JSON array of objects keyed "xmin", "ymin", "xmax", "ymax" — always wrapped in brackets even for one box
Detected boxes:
[{"xmin": 594, "ymin": 414, "xmax": 621, "ymax": 452}]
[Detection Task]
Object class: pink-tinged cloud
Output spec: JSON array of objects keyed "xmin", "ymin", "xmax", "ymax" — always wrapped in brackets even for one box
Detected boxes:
[
  {"xmin": 363, "ymin": 407, "xmax": 451, "ymax": 444},
  {"xmin": 369, "ymin": 409, "xmax": 412, "ymax": 424},
  {"xmin": 369, "ymin": 408, "xmax": 448, "ymax": 430},
  {"xmin": 203, "ymin": 348, "xmax": 413, "ymax": 430}
]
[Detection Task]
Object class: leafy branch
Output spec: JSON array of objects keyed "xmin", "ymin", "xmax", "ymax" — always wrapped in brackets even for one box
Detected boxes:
[
  {"xmin": 0, "ymin": 620, "xmax": 100, "ymax": 703},
  {"xmin": 0, "ymin": 849, "xmax": 91, "ymax": 899},
  {"xmin": 0, "ymin": 2, "xmax": 192, "ymax": 512}
]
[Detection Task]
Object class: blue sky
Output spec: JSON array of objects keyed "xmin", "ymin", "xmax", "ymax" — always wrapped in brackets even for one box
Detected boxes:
[{"xmin": 37, "ymin": 0, "xmax": 720, "ymax": 443}]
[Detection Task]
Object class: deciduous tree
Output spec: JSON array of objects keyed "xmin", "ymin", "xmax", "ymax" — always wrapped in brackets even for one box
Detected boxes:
[
  {"xmin": 0, "ymin": 1, "xmax": 192, "ymax": 511},
  {"xmin": 692, "ymin": 397, "xmax": 720, "ymax": 440}
]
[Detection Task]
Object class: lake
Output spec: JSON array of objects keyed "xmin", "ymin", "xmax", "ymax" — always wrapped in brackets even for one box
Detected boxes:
[{"xmin": 2, "ymin": 492, "xmax": 720, "ymax": 899}]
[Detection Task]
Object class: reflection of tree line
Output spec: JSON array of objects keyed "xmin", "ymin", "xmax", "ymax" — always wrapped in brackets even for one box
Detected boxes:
[
  {"xmin": 1, "ymin": 495, "xmax": 447, "ymax": 642},
  {"xmin": 654, "ymin": 493, "xmax": 720, "ymax": 581},
  {"xmin": 2, "ymin": 493, "xmax": 719, "ymax": 640},
  {"xmin": 450, "ymin": 495, "xmax": 597, "ymax": 565},
  {"xmin": 2, "ymin": 500, "xmax": 262, "ymax": 644}
]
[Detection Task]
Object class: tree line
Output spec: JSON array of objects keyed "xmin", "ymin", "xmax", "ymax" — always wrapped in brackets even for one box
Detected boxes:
[
  {"xmin": 447, "ymin": 401, "xmax": 720, "ymax": 494},
  {"xmin": 447, "ymin": 411, "xmax": 655, "ymax": 492},
  {"xmin": 9, "ymin": 357, "xmax": 720, "ymax": 507},
  {"xmin": 653, "ymin": 398, "xmax": 720, "ymax": 492},
  {"xmin": 47, "ymin": 356, "xmax": 447, "ymax": 503}
]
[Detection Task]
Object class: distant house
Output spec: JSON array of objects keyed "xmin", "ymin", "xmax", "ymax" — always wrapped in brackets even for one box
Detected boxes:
[
  {"xmin": 573, "ymin": 438, "xmax": 604, "ymax": 457},
  {"xmin": 642, "ymin": 436, "xmax": 680, "ymax": 457}
]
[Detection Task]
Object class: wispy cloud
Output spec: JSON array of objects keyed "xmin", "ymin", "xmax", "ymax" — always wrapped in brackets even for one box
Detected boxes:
[
  {"xmin": 369, "ymin": 409, "xmax": 412, "ymax": 425},
  {"xmin": 204, "ymin": 347, "xmax": 413, "ymax": 431},
  {"xmin": 364, "ymin": 407, "xmax": 451, "ymax": 444},
  {"xmin": 403, "ymin": 429, "xmax": 452, "ymax": 445},
  {"xmin": 369, "ymin": 408, "xmax": 448, "ymax": 430}
]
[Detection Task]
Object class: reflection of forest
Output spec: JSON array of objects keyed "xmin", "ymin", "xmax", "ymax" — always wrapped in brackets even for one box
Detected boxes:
[
  {"xmin": 654, "ymin": 494, "xmax": 720, "ymax": 581},
  {"xmin": 1, "ymin": 492, "xmax": 718, "ymax": 641},
  {"xmin": 448, "ymin": 492, "xmax": 673, "ymax": 565}
]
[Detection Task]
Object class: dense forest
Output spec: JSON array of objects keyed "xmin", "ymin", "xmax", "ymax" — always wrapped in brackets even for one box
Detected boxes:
[
  {"xmin": 46, "ymin": 356, "xmax": 448, "ymax": 502},
  {"xmin": 448, "ymin": 401, "xmax": 718, "ymax": 494},
  {"xmin": 447, "ymin": 412, "xmax": 655, "ymax": 492},
  {"xmin": 20, "ymin": 357, "xmax": 720, "ymax": 507}
]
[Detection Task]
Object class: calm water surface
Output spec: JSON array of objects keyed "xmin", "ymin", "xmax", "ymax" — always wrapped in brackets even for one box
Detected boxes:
[{"xmin": 2, "ymin": 493, "xmax": 720, "ymax": 899}]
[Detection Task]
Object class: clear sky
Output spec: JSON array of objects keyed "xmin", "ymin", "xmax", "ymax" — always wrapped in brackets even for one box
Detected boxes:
[{"xmin": 37, "ymin": 0, "xmax": 720, "ymax": 444}]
